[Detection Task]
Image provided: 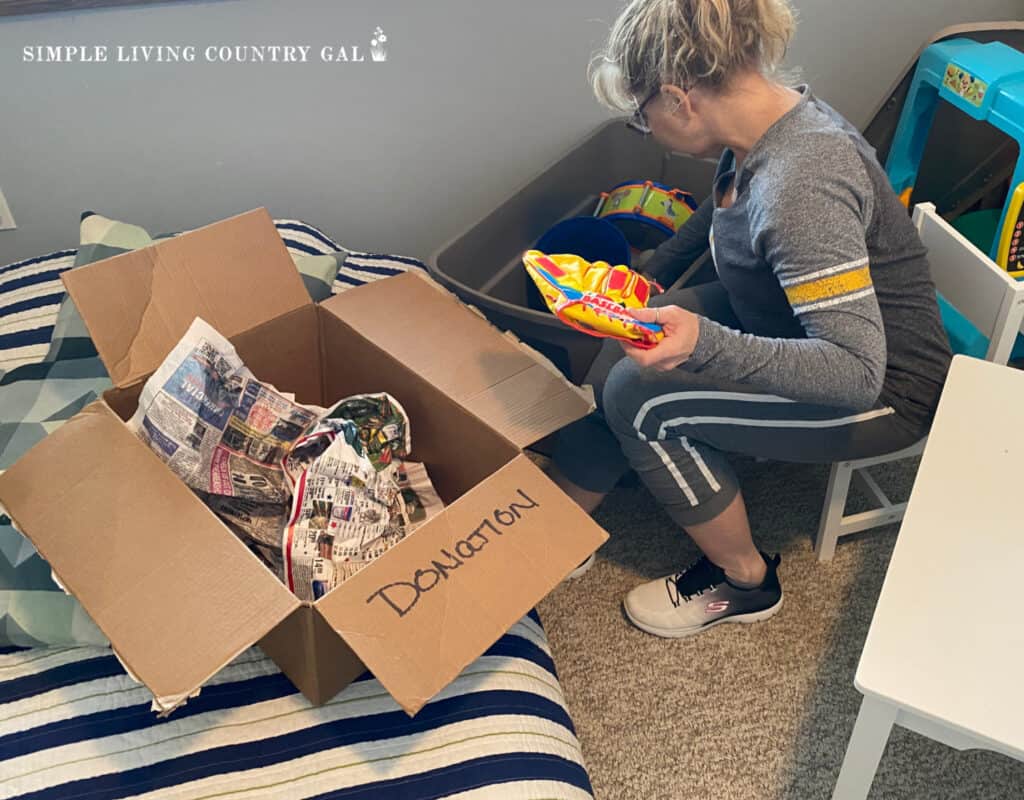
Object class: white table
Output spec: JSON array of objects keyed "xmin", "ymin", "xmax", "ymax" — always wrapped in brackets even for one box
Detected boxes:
[{"xmin": 833, "ymin": 355, "xmax": 1024, "ymax": 799}]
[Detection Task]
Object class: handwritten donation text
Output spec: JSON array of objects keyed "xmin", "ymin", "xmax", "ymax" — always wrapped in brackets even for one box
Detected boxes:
[{"xmin": 366, "ymin": 489, "xmax": 542, "ymax": 618}]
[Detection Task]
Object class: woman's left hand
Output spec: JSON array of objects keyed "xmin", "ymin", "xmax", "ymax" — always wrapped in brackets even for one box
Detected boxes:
[{"xmin": 620, "ymin": 305, "xmax": 701, "ymax": 370}]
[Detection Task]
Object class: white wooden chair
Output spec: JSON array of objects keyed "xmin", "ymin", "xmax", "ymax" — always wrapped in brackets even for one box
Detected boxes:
[{"xmin": 814, "ymin": 202, "xmax": 1024, "ymax": 561}]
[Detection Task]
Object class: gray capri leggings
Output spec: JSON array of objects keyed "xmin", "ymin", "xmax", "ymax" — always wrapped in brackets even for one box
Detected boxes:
[{"xmin": 551, "ymin": 282, "xmax": 923, "ymax": 527}]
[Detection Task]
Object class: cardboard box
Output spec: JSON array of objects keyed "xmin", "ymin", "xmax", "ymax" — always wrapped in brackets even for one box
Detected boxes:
[{"xmin": 0, "ymin": 208, "xmax": 609, "ymax": 716}]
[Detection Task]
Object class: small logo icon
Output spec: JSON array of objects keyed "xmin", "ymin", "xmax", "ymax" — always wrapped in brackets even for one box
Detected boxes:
[
  {"xmin": 371, "ymin": 26, "xmax": 388, "ymax": 62},
  {"xmin": 705, "ymin": 600, "xmax": 729, "ymax": 613}
]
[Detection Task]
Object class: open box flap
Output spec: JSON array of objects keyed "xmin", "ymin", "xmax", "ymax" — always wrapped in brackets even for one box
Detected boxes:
[
  {"xmin": 313, "ymin": 454, "xmax": 608, "ymax": 715},
  {"xmin": 62, "ymin": 208, "xmax": 311, "ymax": 389},
  {"xmin": 320, "ymin": 271, "xmax": 595, "ymax": 449},
  {"xmin": 0, "ymin": 401, "xmax": 301, "ymax": 712}
]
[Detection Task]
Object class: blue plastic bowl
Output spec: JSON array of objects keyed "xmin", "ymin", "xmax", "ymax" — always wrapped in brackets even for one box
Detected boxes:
[{"xmin": 534, "ymin": 216, "xmax": 632, "ymax": 267}]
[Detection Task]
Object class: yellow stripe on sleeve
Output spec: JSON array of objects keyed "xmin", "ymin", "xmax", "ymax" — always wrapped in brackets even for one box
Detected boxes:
[{"xmin": 784, "ymin": 264, "xmax": 872, "ymax": 308}]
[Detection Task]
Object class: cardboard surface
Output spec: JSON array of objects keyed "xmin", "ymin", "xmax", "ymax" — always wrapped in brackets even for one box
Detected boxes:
[
  {"xmin": 258, "ymin": 606, "xmax": 366, "ymax": 705},
  {"xmin": 314, "ymin": 453, "xmax": 608, "ymax": 715},
  {"xmin": 0, "ymin": 211, "xmax": 611, "ymax": 715},
  {"xmin": 232, "ymin": 304, "xmax": 323, "ymax": 406},
  {"xmin": 62, "ymin": 208, "xmax": 310, "ymax": 388},
  {"xmin": 322, "ymin": 271, "xmax": 595, "ymax": 449},
  {"xmin": 0, "ymin": 401, "xmax": 301, "ymax": 710},
  {"xmin": 319, "ymin": 306, "xmax": 518, "ymax": 504}
]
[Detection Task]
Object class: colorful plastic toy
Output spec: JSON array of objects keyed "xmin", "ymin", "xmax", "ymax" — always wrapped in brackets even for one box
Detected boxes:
[
  {"xmin": 886, "ymin": 37, "xmax": 1024, "ymax": 357},
  {"xmin": 887, "ymin": 38, "xmax": 1024, "ymax": 276},
  {"xmin": 528, "ymin": 216, "xmax": 633, "ymax": 313},
  {"xmin": 594, "ymin": 180, "xmax": 699, "ymax": 250},
  {"xmin": 521, "ymin": 249, "xmax": 665, "ymax": 348}
]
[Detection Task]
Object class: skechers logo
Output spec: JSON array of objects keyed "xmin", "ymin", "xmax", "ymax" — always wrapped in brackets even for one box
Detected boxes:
[{"xmin": 706, "ymin": 600, "xmax": 729, "ymax": 613}]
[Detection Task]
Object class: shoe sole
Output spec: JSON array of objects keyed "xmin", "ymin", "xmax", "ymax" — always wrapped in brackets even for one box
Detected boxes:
[
  {"xmin": 565, "ymin": 553, "xmax": 596, "ymax": 580},
  {"xmin": 623, "ymin": 593, "xmax": 784, "ymax": 639}
]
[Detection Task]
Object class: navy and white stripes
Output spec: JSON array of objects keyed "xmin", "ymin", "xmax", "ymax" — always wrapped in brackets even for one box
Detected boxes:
[
  {"xmin": 0, "ymin": 616, "xmax": 593, "ymax": 800},
  {"xmin": 0, "ymin": 250, "xmax": 76, "ymax": 374}
]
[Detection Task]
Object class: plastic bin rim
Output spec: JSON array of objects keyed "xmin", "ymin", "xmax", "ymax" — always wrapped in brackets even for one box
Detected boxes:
[{"xmin": 427, "ymin": 117, "xmax": 630, "ymax": 270}]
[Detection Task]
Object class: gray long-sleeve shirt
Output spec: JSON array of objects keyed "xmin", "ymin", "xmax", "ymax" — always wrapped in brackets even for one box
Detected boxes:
[{"xmin": 647, "ymin": 85, "xmax": 951, "ymax": 434}]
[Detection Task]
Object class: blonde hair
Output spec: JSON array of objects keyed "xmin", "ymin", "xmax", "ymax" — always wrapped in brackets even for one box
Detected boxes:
[{"xmin": 589, "ymin": 0, "xmax": 796, "ymax": 112}]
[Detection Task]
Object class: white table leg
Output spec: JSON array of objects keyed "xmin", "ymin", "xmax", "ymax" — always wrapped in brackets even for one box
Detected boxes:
[{"xmin": 832, "ymin": 696, "xmax": 898, "ymax": 800}]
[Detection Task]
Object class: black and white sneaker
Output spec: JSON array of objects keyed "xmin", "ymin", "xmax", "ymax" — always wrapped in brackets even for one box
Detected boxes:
[{"xmin": 623, "ymin": 551, "xmax": 783, "ymax": 638}]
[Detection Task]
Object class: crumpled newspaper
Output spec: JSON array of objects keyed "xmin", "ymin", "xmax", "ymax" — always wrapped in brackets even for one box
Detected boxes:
[
  {"xmin": 128, "ymin": 317, "xmax": 318, "ymax": 503},
  {"xmin": 130, "ymin": 317, "xmax": 444, "ymax": 600},
  {"xmin": 281, "ymin": 394, "xmax": 443, "ymax": 601}
]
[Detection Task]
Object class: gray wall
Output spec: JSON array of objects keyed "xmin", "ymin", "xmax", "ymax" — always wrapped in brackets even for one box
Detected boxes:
[{"xmin": 1, "ymin": 0, "xmax": 1021, "ymax": 265}]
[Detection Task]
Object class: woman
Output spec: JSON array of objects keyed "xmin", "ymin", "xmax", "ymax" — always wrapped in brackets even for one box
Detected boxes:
[{"xmin": 549, "ymin": 0, "xmax": 952, "ymax": 638}]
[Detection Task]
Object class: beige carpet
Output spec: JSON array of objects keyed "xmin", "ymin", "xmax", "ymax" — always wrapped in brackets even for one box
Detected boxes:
[{"xmin": 534, "ymin": 453, "xmax": 1024, "ymax": 800}]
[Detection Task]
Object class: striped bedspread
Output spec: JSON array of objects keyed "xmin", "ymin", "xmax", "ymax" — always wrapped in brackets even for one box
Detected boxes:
[
  {"xmin": 0, "ymin": 219, "xmax": 431, "ymax": 378},
  {"xmin": 0, "ymin": 218, "xmax": 593, "ymax": 799},
  {"xmin": 0, "ymin": 613, "xmax": 593, "ymax": 799}
]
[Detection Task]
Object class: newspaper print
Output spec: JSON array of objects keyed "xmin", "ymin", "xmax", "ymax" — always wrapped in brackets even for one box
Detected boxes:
[
  {"xmin": 282, "ymin": 394, "xmax": 441, "ymax": 601},
  {"xmin": 196, "ymin": 491, "xmax": 289, "ymax": 578},
  {"xmin": 128, "ymin": 317, "xmax": 319, "ymax": 503},
  {"xmin": 395, "ymin": 460, "xmax": 444, "ymax": 528}
]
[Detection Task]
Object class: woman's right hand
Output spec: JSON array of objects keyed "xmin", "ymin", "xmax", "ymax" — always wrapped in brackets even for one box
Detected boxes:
[{"xmin": 620, "ymin": 305, "xmax": 701, "ymax": 371}]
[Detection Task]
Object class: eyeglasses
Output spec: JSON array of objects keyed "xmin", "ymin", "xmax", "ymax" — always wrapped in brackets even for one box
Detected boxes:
[{"xmin": 626, "ymin": 87, "xmax": 659, "ymax": 134}]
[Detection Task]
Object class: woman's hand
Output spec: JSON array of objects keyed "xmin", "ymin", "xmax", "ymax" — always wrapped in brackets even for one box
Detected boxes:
[{"xmin": 620, "ymin": 304, "xmax": 701, "ymax": 370}]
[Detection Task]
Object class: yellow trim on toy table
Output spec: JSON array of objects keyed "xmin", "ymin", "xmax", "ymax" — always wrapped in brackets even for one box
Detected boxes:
[
  {"xmin": 898, "ymin": 188, "xmax": 914, "ymax": 208},
  {"xmin": 996, "ymin": 182, "xmax": 1024, "ymax": 275}
]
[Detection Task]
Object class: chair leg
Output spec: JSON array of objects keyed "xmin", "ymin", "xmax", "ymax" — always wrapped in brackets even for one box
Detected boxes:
[
  {"xmin": 815, "ymin": 461, "xmax": 853, "ymax": 562},
  {"xmin": 832, "ymin": 695, "xmax": 898, "ymax": 800}
]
